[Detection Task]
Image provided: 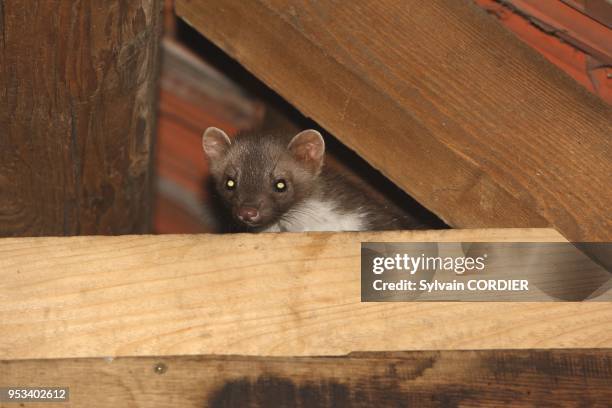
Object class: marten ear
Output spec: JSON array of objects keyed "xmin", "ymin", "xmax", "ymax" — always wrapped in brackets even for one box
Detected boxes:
[
  {"xmin": 288, "ymin": 129, "xmax": 325, "ymax": 174},
  {"xmin": 202, "ymin": 127, "xmax": 231, "ymax": 161}
]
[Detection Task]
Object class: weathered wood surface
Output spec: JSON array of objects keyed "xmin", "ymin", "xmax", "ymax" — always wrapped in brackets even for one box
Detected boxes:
[
  {"xmin": 0, "ymin": 1, "xmax": 162, "ymax": 236},
  {"xmin": 2, "ymin": 229, "xmax": 612, "ymax": 361},
  {"xmin": 175, "ymin": 0, "xmax": 612, "ymax": 242},
  {"xmin": 2, "ymin": 350, "xmax": 611, "ymax": 407}
]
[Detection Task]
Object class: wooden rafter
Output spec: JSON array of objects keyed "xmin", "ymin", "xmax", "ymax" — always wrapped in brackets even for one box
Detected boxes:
[{"xmin": 175, "ymin": 0, "xmax": 612, "ymax": 241}]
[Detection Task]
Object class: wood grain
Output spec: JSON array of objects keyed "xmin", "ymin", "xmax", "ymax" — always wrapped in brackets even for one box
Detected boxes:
[
  {"xmin": 2, "ymin": 229, "xmax": 611, "ymax": 361},
  {"xmin": 2, "ymin": 350, "xmax": 611, "ymax": 407},
  {"xmin": 175, "ymin": 0, "xmax": 612, "ymax": 241},
  {"xmin": 0, "ymin": 1, "xmax": 162, "ymax": 236}
]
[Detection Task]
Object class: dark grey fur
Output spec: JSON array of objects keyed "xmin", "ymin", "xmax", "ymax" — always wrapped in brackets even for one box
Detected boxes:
[{"xmin": 206, "ymin": 131, "xmax": 423, "ymax": 232}]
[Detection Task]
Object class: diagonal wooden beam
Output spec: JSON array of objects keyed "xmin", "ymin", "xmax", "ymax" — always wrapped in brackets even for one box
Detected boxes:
[{"xmin": 175, "ymin": 0, "xmax": 612, "ymax": 241}]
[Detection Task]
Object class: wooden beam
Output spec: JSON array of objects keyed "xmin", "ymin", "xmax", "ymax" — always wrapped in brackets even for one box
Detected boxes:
[
  {"xmin": 2, "ymin": 350, "xmax": 611, "ymax": 407},
  {"xmin": 0, "ymin": 1, "xmax": 162, "ymax": 236},
  {"xmin": 175, "ymin": 0, "xmax": 612, "ymax": 241},
  {"xmin": 2, "ymin": 229, "xmax": 611, "ymax": 361}
]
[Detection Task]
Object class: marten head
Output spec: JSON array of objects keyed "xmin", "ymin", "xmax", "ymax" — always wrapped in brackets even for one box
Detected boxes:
[{"xmin": 202, "ymin": 128, "xmax": 325, "ymax": 230}]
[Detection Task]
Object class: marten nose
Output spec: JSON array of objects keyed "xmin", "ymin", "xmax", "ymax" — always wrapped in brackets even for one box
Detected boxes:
[{"xmin": 237, "ymin": 206, "xmax": 260, "ymax": 222}]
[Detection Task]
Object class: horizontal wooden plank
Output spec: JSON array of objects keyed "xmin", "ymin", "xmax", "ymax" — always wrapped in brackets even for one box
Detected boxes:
[
  {"xmin": 175, "ymin": 0, "xmax": 612, "ymax": 241},
  {"xmin": 2, "ymin": 350, "xmax": 611, "ymax": 407},
  {"xmin": 2, "ymin": 229, "xmax": 612, "ymax": 360}
]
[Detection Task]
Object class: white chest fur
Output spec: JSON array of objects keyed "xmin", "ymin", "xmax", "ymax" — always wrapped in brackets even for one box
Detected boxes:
[{"xmin": 261, "ymin": 198, "xmax": 367, "ymax": 232}]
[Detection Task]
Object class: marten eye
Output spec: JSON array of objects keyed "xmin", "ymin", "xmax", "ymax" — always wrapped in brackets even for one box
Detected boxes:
[
  {"xmin": 225, "ymin": 178, "xmax": 236, "ymax": 190},
  {"xmin": 274, "ymin": 179, "xmax": 287, "ymax": 192}
]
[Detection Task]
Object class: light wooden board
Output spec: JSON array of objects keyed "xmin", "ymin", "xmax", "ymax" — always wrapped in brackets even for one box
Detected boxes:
[
  {"xmin": 175, "ymin": 0, "xmax": 612, "ymax": 242},
  {"xmin": 1, "ymin": 229, "xmax": 611, "ymax": 360},
  {"xmin": 2, "ymin": 350, "xmax": 611, "ymax": 407}
]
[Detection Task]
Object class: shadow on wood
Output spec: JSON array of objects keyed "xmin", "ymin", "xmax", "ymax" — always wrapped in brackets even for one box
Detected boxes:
[{"xmin": 2, "ymin": 350, "xmax": 611, "ymax": 407}]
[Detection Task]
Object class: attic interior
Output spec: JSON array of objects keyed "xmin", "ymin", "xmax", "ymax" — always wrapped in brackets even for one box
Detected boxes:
[{"xmin": 0, "ymin": 0, "xmax": 611, "ymax": 406}]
